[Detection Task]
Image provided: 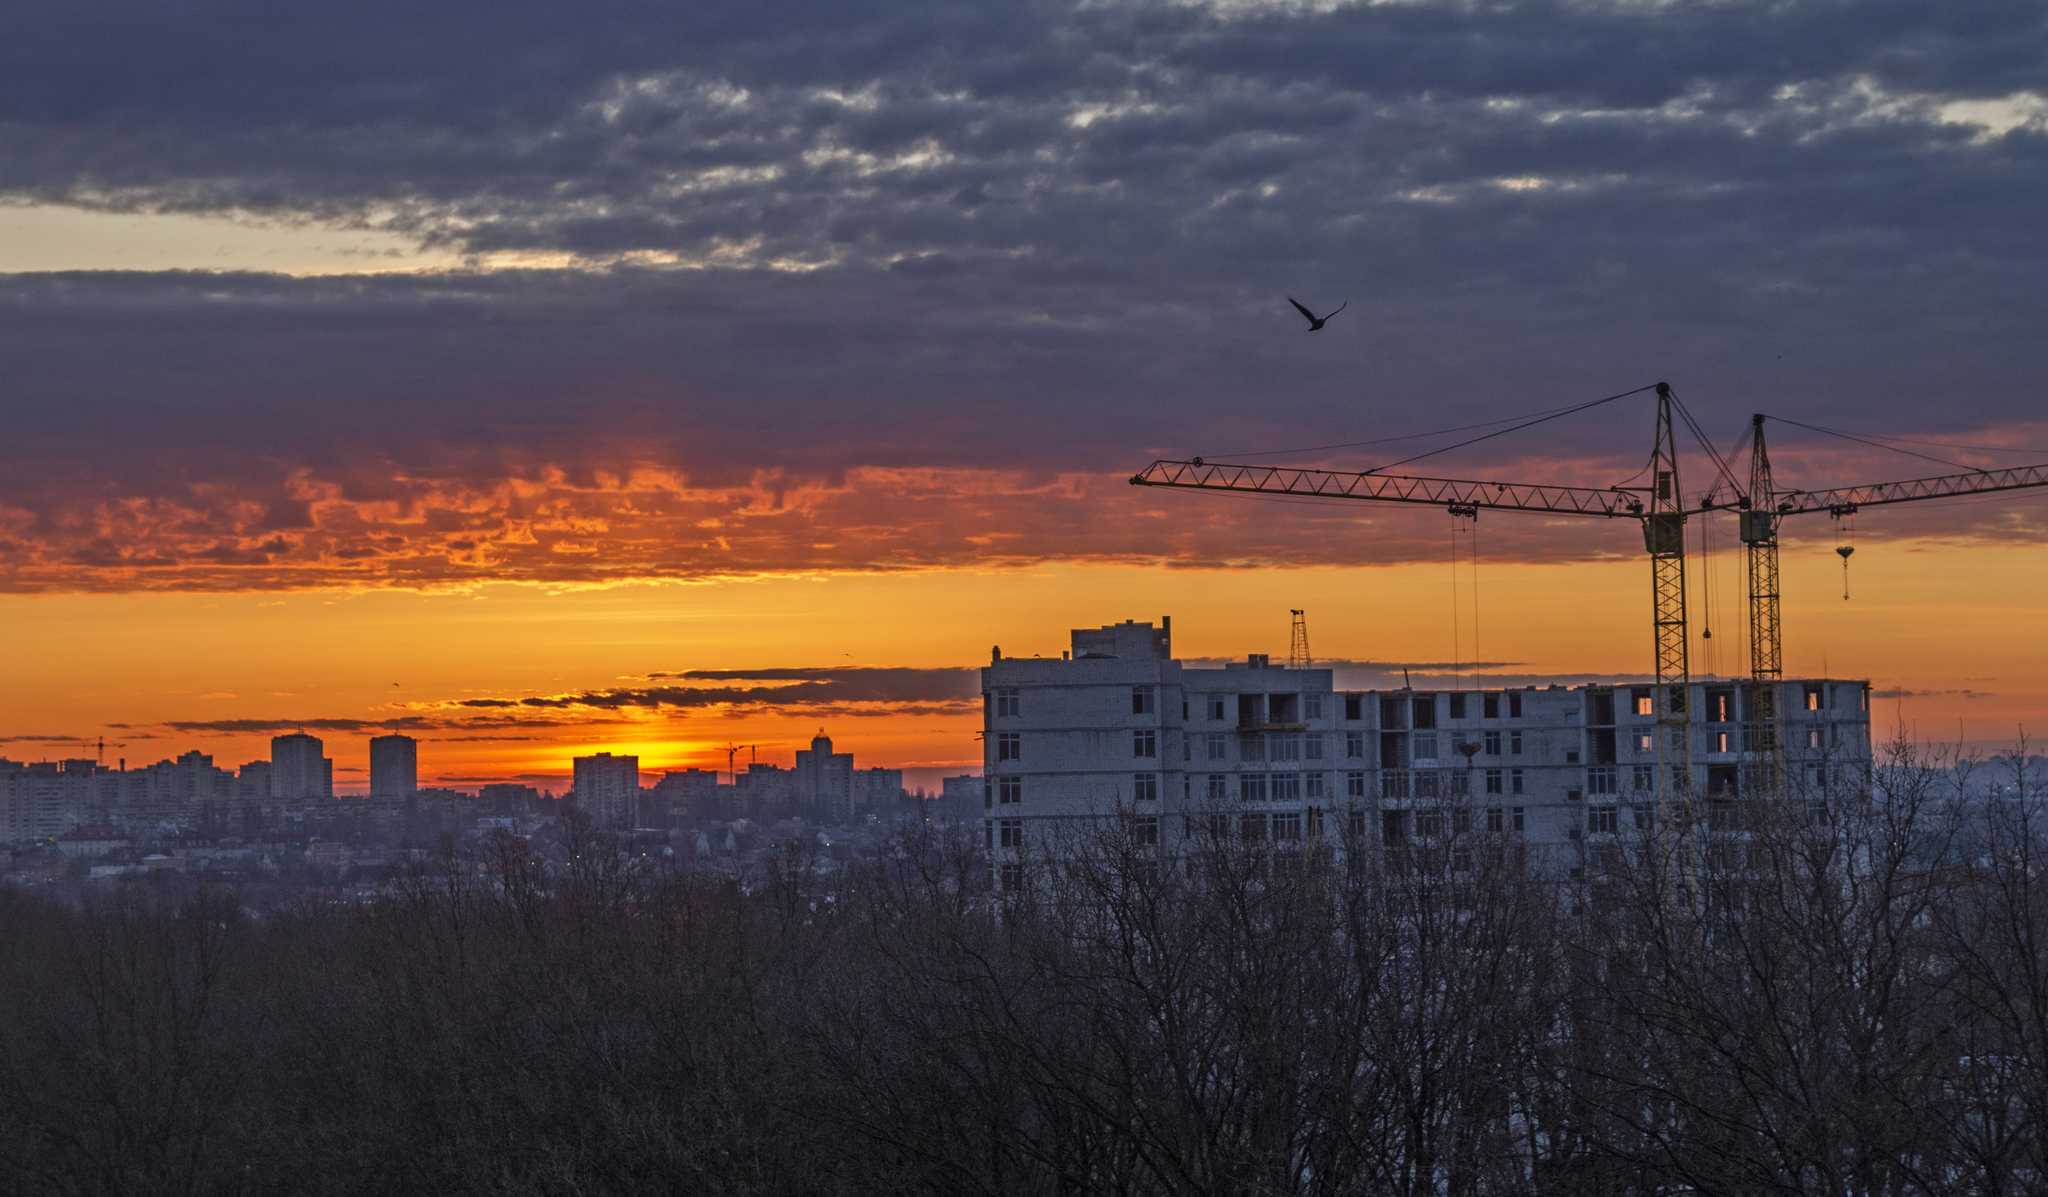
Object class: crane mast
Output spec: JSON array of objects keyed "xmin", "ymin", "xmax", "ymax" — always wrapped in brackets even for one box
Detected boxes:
[
  {"xmin": 1740, "ymin": 413, "xmax": 1787, "ymax": 800},
  {"xmin": 1646, "ymin": 384, "xmax": 1695, "ymax": 824},
  {"xmin": 1289, "ymin": 609, "xmax": 1312, "ymax": 670}
]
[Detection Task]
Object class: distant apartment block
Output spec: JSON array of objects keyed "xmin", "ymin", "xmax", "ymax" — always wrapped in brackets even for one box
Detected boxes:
[
  {"xmin": 478, "ymin": 782, "xmax": 542, "ymax": 807},
  {"xmin": 270, "ymin": 733, "xmax": 333, "ymax": 800},
  {"xmin": 724, "ymin": 737, "xmax": 905, "ymax": 823},
  {"xmin": 796, "ymin": 733, "xmax": 856, "ymax": 823},
  {"xmin": 572, "ymin": 752, "xmax": 642, "ymax": 829},
  {"xmin": 0, "ymin": 736, "xmax": 536, "ymax": 845},
  {"xmin": 650, "ymin": 768, "xmax": 725, "ymax": 821},
  {"xmin": 369, "ymin": 734, "xmax": 419, "ymax": 798},
  {"xmin": 1, "ymin": 752, "xmax": 239, "ymax": 841},
  {"xmin": 980, "ymin": 619, "xmax": 1874, "ymax": 880},
  {"xmin": 238, "ymin": 760, "xmax": 272, "ymax": 802},
  {"xmin": 937, "ymin": 774, "xmax": 983, "ymax": 824},
  {"xmin": 0, "ymin": 760, "xmax": 91, "ymax": 842}
]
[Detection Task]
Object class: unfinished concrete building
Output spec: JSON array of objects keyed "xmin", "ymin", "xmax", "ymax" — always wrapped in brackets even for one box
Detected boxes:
[{"xmin": 979, "ymin": 618, "xmax": 1873, "ymax": 885}]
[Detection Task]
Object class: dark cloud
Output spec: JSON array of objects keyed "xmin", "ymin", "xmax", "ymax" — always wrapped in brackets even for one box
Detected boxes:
[
  {"xmin": 445, "ymin": 667, "xmax": 979, "ymax": 711},
  {"xmin": 3, "ymin": 0, "xmax": 2046, "ymax": 591},
  {"xmin": 159, "ymin": 717, "xmax": 456, "ymax": 734},
  {"xmin": 155, "ymin": 715, "xmax": 610, "ymax": 735},
  {"xmin": 1182, "ymin": 657, "xmax": 1526, "ymax": 671},
  {"xmin": 97, "ymin": 667, "xmax": 980, "ymax": 747},
  {"xmin": 654, "ymin": 665, "xmax": 978, "ymax": 686}
]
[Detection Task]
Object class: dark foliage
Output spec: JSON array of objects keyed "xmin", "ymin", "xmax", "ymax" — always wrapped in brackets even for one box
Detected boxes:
[{"xmin": 0, "ymin": 746, "xmax": 2041, "ymax": 1195}]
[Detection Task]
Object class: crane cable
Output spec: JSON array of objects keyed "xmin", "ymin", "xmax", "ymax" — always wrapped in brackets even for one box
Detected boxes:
[
  {"xmin": 1469, "ymin": 513, "xmax": 1482, "ymax": 689},
  {"xmin": 1449, "ymin": 516, "xmax": 1462, "ymax": 691},
  {"xmin": 1835, "ymin": 511, "xmax": 1856, "ymax": 601},
  {"xmin": 1366, "ymin": 384, "xmax": 1660, "ymax": 474},
  {"xmin": 1757, "ymin": 412, "xmax": 2037, "ymax": 603},
  {"xmin": 1215, "ymin": 404, "xmax": 1616, "ymax": 460},
  {"xmin": 1201, "ymin": 383, "xmax": 1662, "ymax": 468},
  {"xmin": 1697, "ymin": 502, "xmax": 1718, "ymax": 672},
  {"xmin": 1446, "ymin": 507, "xmax": 1482, "ymax": 694},
  {"xmin": 1764, "ymin": 415, "xmax": 1981, "ymax": 472},
  {"xmin": 1813, "ymin": 430, "xmax": 2048, "ymax": 455},
  {"xmin": 1667, "ymin": 388, "xmax": 1749, "ymax": 500}
]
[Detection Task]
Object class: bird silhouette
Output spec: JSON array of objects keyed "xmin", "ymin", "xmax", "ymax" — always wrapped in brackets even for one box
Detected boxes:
[{"xmin": 1288, "ymin": 296, "xmax": 1346, "ymax": 331}]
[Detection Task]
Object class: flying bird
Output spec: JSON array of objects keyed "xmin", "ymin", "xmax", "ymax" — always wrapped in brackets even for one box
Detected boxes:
[{"xmin": 1288, "ymin": 296, "xmax": 1347, "ymax": 331}]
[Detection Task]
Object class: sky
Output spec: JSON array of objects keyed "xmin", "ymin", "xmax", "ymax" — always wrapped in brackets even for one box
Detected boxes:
[{"xmin": 2, "ymin": 0, "xmax": 2045, "ymax": 792}]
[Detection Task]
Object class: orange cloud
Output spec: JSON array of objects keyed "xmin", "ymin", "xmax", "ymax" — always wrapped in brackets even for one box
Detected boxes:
[{"xmin": 5, "ymin": 442, "xmax": 2046, "ymax": 595}]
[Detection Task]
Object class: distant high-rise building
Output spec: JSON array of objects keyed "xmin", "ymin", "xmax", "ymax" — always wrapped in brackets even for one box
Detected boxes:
[
  {"xmin": 571, "ymin": 752, "xmax": 640, "ymax": 828},
  {"xmin": 788, "ymin": 733, "xmax": 902, "ymax": 823},
  {"xmin": 237, "ymin": 760, "xmax": 271, "ymax": 802},
  {"xmin": 856, "ymin": 765, "xmax": 907, "ymax": 811},
  {"xmin": 369, "ymin": 734, "xmax": 418, "ymax": 798},
  {"xmin": 271, "ymin": 732, "xmax": 333, "ymax": 800},
  {"xmin": 938, "ymin": 774, "xmax": 983, "ymax": 824},
  {"xmin": 795, "ymin": 733, "xmax": 855, "ymax": 823},
  {"xmin": 734, "ymin": 762, "xmax": 795, "ymax": 819}
]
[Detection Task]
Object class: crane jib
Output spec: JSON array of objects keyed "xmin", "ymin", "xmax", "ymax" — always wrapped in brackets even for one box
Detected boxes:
[
  {"xmin": 1128, "ymin": 460, "xmax": 1648, "ymax": 518},
  {"xmin": 1770, "ymin": 462, "xmax": 2048, "ymax": 516}
]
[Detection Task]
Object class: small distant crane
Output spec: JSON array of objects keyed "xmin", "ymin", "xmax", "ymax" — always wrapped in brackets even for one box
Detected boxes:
[
  {"xmin": 725, "ymin": 742, "xmax": 757, "ymax": 784},
  {"xmin": 1289, "ymin": 610, "xmax": 1312, "ymax": 670},
  {"xmin": 93, "ymin": 735, "xmax": 126, "ymax": 766}
]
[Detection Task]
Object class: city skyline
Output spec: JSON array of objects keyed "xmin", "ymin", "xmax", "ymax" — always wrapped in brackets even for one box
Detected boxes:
[
  {"xmin": 7, "ymin": 550, "xmax": 2044, "ymax": 794},
  {"xmin": 4, "ymin": 0, "xmax": 2044, "ymax": 786},
  {"xmin": 4, "ymin": 720, "xmax": 928, "ymax": 798}
]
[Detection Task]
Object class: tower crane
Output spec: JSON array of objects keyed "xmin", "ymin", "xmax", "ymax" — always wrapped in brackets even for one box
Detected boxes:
[
  {"xmin": 725, "ymin": 742, "xmax": 755, "ymax": 785},
  {"xmin": 1131, "ymin": 382, "xmax": 1707, "ymax": 824},
  {"xmin": 1132, "ymin": 389, "xmax": 2048, "ymax": 816},
  {"xmin": 1729, "ymin": 416, "xmax": 2048, "ymax": 797}
]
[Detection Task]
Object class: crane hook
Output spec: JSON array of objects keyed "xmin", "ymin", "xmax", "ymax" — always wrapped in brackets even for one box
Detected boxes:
[{"xmin": 1832, "ymin": 507, "xmax": 1857, "ymax": 600}]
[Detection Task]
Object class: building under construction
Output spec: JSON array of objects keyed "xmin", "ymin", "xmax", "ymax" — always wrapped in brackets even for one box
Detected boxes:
[
  {"xmin": 1118, "ymin": 384, "xmax": 2043, "ymax": 873},
  {"xmin": 980, "ymin": 619, "xmax": 1871, "ymax": 878}
]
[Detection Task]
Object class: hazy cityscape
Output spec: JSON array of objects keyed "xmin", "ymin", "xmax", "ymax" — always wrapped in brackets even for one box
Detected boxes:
[{"xmin": 0, "ymin": 725, "xmax": 939, "ymax": 898}]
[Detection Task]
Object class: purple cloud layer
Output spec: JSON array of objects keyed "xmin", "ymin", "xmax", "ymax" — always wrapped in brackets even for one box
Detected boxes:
[{"xmin": 1, "ymin": 0, "xmax": 2044, "ymax": 591}]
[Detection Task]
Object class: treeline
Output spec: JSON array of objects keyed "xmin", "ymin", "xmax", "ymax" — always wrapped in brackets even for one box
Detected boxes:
[{"xmin": 0, "ymin": 747, "xmax": 2042, "ymax": 1196}]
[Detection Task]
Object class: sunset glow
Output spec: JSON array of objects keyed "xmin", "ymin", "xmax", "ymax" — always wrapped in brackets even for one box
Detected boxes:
[
  {"xmin": 4, "ymin": 0, "xmax": 2045, "ymax": 795},
  {"xmin": 10, "ymin": 518, "xmax": 2046, "ymax": 791}
]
